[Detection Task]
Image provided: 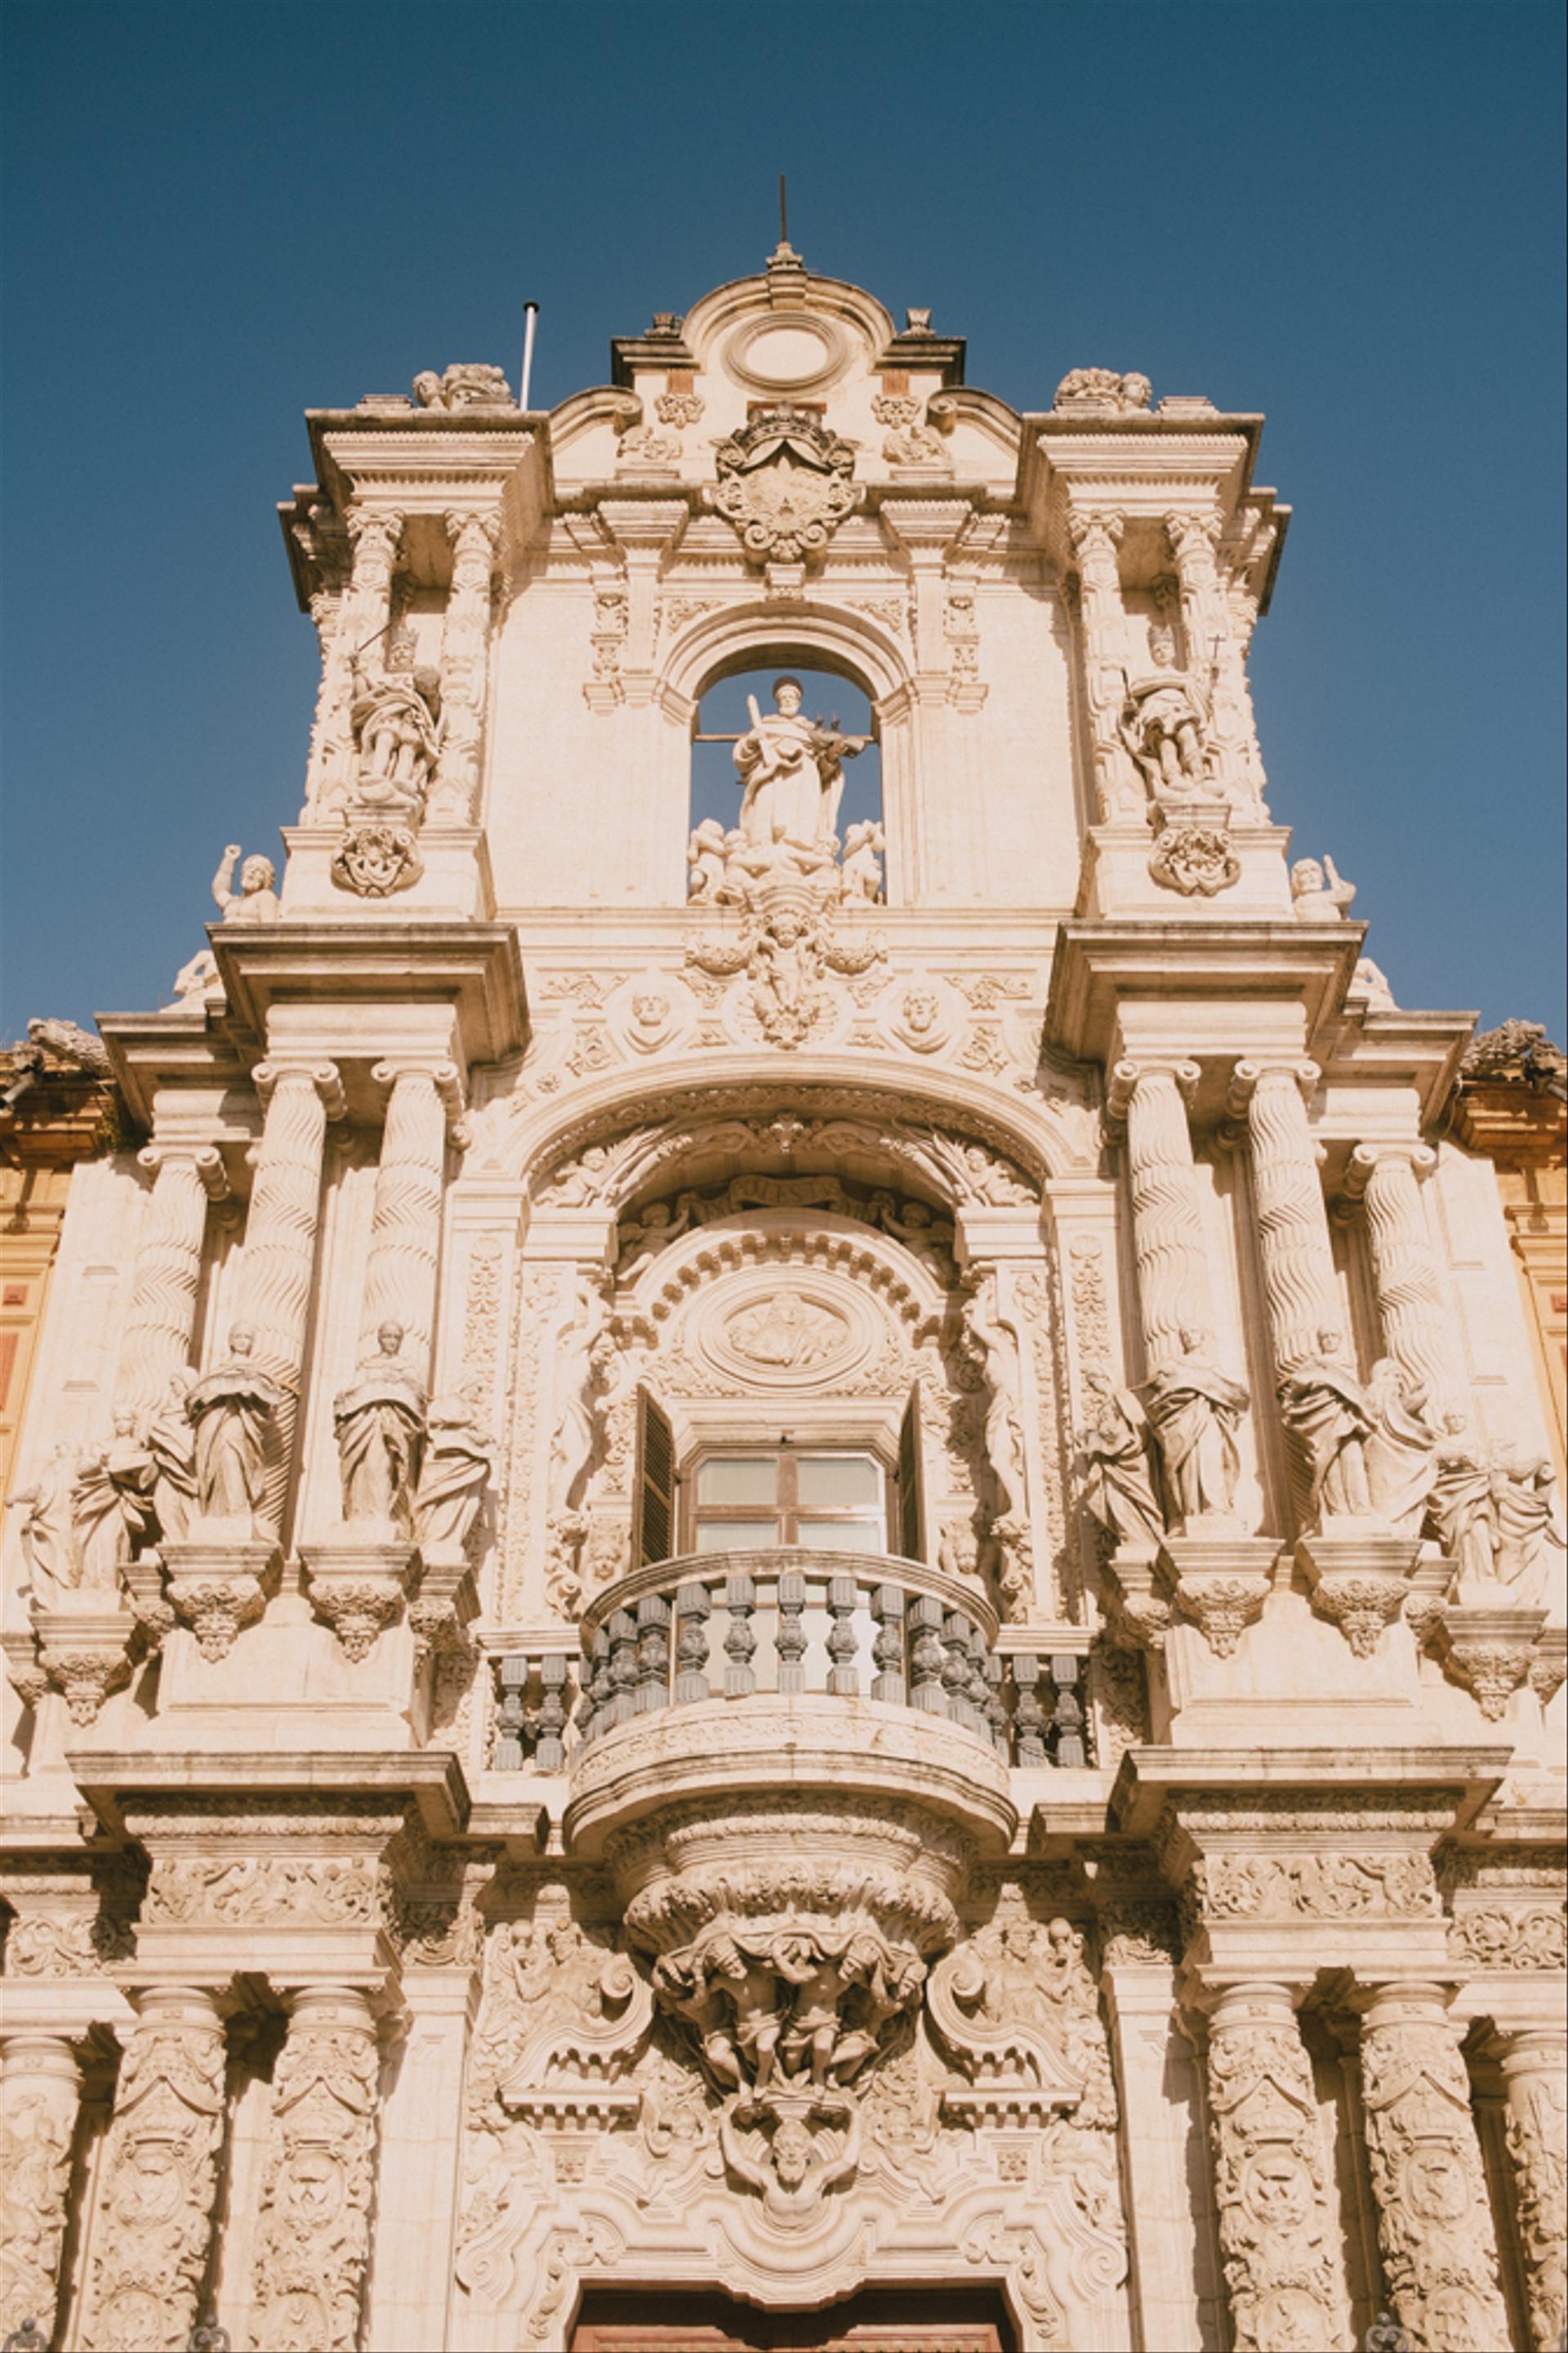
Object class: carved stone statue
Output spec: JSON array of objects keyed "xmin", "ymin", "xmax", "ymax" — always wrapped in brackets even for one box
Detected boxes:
[
  {"xmin": 212, "ymin": 844, "xmax": 280, "ymax": 925},
  {"xmin": 146, "ymin": 1370, "xmax": 198, "ymax": 1544},
  {"xmin": 1364, "ymin": 1358, "xmax": 1441, "ymax": 1535},
  {"xmin": 733, "ymin": 678, "xmax": 865, "ymax": 858},
  {"xmin": 69, "ymin": 1410, "xmax": 157, "ymax": 1591},
  {"xmin": 546, "ymin": 1277, "xmax": 612, "ymax": 1521},
  {"xmin": 169, "ymin": 947, "xmax": 220, "ymax": 1005},
  {"xmin": 350, "ymin": 626, "xmax": 442, "ymax": 814},
  {"xmin": 412, "ymin": 363, "xmax": 515, "ymax": 411},
  {"xmin": 840, "ymin": 819, "xmax": 885, "ymax": 904},
  {"xmin": 8, "ymin": 1442, "xmax": 82, "ymax": 1602},
  {"xmin": 686, "ymin": 818, "xmax": 736, "ymax": 904},
  {"xmin": 186, "ymin": 1326, "xmax": 286, "ymax": 1524},
  {"xmin": 1054, "ymin": 367, "xmax": 1152, "ymax": 414},
  {"xmin": 1078, "ymin": 1391, "xmax": 1165, "ymax": 1551},
  {"xmin": 1290, "ymin": 854, "xmax": 1357, "ymax": 923},
  {"xmin": 1428, "ymin": 1418, "xmax": 1499, "ymax": 1585},
  {"xmin": 1119, "ymin": 644, "xmax": 1212, "ymax": 804},
  {"xmin": 964, "ymin": 1275, "xmax": 1028, "ymax": 1527},
  {"xmin": 1276, "ymin": 1333, "xmax": 1375, "ymax": 1519},
  {"xmin": 412, "ymin": 1397, "xmax": 495, "ymax": 1552},
  {"xmin": 1490, "ymin": 1445, "xmax": 1566, "ymax": 1604},
  {"xmin": 332, "ymin": 1322, "xmax": 428, "ymax": 1530},
  {"xmin": 1137, "ymin": 1330, "xmax": 1249, "ymax": 1524}
]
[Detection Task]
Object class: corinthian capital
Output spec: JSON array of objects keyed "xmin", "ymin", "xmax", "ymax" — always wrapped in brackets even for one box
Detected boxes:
[
  {"xmin": 443, "ymin": 508, "xmax": 501, "ymax": 555},
  {"xmin": 1164, "ymin": 507, "xmax": 1223, "ymax": 564},
  {"xmin": 1065, "ymin": 503, "xmax": 1125, "ymax": 560},
  {"xmin": 345, "ymin": 506, "xmax": 405, "ymax": 564}
]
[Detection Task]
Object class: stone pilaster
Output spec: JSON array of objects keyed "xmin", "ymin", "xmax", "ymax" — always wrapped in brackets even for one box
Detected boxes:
[
  {"xmin": 359, "ymin": 1061, "xmax": 455, "ymax": 1378},
  {"xmin": 238, "ymin": 1058, "xmax": 343, "ymax": 1526},
  {"xmin": 1064, "ymin": 504, "xmax": 1143, "ymax": 820},
  {"xmin": 0, "ymin": 2031, "xmax": 82, "ymax": 2342},
  {"xmin": 430, "ymin": 511, "xmax": 500, "ymax": 822},
  {"xmin": 79, "ymin": 1985, "xmax": 227, "ymax": 2353},
  {"xmin": 1347, "ymin": 1143, "xmax": 1464, "ymax": 1419},
  {"xmin": 114, "ymin": 1145, "xmax": 225, "ymax": 1411},
  {"xmin": 1357, "ymin": 1981, "xmax": 1510, "ymax": 2352},
  {"xmin": 1201, "ymin": 1981, "xmax": 1349, "ymax": 2353},
  {"xmin": 1494, "ymin": 2025, "xmax": 1566, "ymax": 2351},
  {"xmin": 1109, "ymin": 1058, "xmax": 1214, "ymax": 1369},
  {"xmin": 251, "ymin": 1985, "xmax": 381, "ymax": 2353}
]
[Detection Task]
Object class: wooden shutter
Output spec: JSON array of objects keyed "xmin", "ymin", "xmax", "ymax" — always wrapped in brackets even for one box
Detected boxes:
[
  {"xmin": 631, "ymin": 1386, "xmax": 676, "ymax": 1566},
  {"xmin": 897, "ymin": 1384, "xmax": 925, "ymax": 1563}
]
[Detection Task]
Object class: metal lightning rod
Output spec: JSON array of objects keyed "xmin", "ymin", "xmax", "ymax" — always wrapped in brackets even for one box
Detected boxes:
[{"xmin": 519, "ymin": 301, "xmax": 540, "ymax": 411}]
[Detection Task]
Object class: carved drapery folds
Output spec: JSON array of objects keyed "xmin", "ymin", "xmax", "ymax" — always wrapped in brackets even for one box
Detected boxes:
[
  {"xmin": 1204, "ymin": 1982, "xmax": 1348, "ymax": 2353},
  {"xmin": 251, "ymin": 1986, "xmax": 381, "ymax": 2353},
  {"xmin": 1496, "ymin": 2026, "xmax": 1567, "ymax": 2352},
  {"xmin": 1357, "ymin": 1982, "xmax": 1510, "ymax": 2353},
  {"xmin": 313, "ymin": 509, "xmax": 404, "ymax": 817},
  {"xmin": 0, "ymin": 2033, "xmax": 81, "ymax": 2343},
  {"xmin": 79, "ymin": 1987, "xmax": 226, "ymax": 2353}
]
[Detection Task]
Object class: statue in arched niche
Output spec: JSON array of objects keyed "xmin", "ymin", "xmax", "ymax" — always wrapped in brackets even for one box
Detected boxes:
[{"xmin": 732, "ymin": 677, "xmax": 866, "ymax": 872}]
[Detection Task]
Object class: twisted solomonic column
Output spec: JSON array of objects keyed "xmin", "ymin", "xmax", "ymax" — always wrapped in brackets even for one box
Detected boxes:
[
  {"xmin": 1495, "ymin": 2025, "xmax": 1567, "ymax": 2352},
  {"xmin": 235, "ymin": 1060, "xmax": 344, "ymax": 1525},
  {"xmin": 1203, "ymin": 1982, "xmax": 1349, "ymax": 2353},
  {"xmin": 1357, "ymin": 1981, "xmax": 1510, "ymax": 2353},
  {"xmin": 1230, "ymin": 1061, "xmax": 1341, "ymax": 1375},
  {"xmin": 1110, "ymin": 1058, "xmax": 1216, "ymax": 1367},
  {"xmin": 359, "ymin": 1061, "xmax": 459, "ymax": 1379},
  {"xmin": 0, "ymin": 2033, "xmax": 82, "ymax": 2344},
  {"xmin": 114, "ymin": 1144, "xmax": 228, "ymax": 1411},
  {"xmin": 1345, "ymin": 1143, "xmax": 1465, "ymax": 1421}
]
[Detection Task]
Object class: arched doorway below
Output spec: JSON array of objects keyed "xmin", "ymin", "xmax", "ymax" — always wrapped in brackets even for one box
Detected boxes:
[{"xmin": 570, "ymin": 2281, "xmax": 1017, "ymax": 2351}]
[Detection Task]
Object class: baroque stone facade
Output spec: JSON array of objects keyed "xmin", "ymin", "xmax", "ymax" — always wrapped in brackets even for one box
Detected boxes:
[{"xmin": 2, "ymin": 245, "xmax": 1563, "ymax": 2351}]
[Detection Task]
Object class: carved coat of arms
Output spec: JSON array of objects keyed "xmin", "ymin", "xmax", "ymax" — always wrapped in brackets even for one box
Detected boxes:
[{"xmin": 710, "ymin": 405, "xmax": 859, "ymax": 563}]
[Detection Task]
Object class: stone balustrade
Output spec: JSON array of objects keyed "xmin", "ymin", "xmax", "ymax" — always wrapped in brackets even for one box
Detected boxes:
[{"xmin": 491, "ymin": 1551, "xmax": 1093, "ymax": 1773}]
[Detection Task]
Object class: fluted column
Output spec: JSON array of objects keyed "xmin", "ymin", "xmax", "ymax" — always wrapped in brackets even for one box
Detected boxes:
[
  {"xmin": 1357, "ymin": 1981, "xmax": 1510, "ymax": 2352},
  {"xmin": 79, "ymin": 1986, "xmax": 226, "ymax": 2353},
  {"xmin": 359, "ymin": 1062, "xmax": 454, "ymax": 1379},
  {"xmin": 1231, "ymin": 1060, "xmax": 1340, "ymax": 1372},
  {"xmin": 1165, "ymin": 507, "xmax": 1262, "ymax": 810},
  {"xmin": 1348, "ymin": 1143, "xmax": 1465, "ymax": 1418},
  {"xmin": 237, "ymin": 1060, "xmax": 343, "ymax": 1521},
  {"xmin": 1203, "ymin": 1981, "xmax": 1349, "ymax": 2353},
  {"xmin": 0, "ymin": 2032, "xmax": 82, "ymax": 2343},
  {"xmin": 310, "ymin": 508, "xmax": 404, "ymax": 813},
  {"xmin": 1111, "ymin": 1058, "xmax": 1215, "ymax": 1366},
  {"xmin": 1495, "ymin": 2025, "xmax": 1566, "ymax": 2351},
  {"xmin": 114, "ymin": 1144, "xmax": 225, "ymax": 1410},
  {"xmin": 430, "ymin": 510, "xmax": 500, "ymax": 822},
  {"xmin": 251, "ymin": 1985, "xmax": 381, "ymax": 2353},
  {"xmin": 1064, "ymin": 504, "xmax": 1143, "ymax": 820}
]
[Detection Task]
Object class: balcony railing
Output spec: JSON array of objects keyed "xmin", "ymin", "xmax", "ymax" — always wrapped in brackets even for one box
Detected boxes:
[{"xmin": 492, "ymin": 1548, "xmax": 1093, "ymax": 1772}]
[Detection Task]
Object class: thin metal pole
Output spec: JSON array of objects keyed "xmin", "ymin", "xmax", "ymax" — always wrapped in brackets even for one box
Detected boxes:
[
  {"xmin": 778, "ymin": 175, "xmax": 788, "ymax": 245},
  {"xmin": 519, "ymin": 301, "xmax": 539, "ymax": 411}
]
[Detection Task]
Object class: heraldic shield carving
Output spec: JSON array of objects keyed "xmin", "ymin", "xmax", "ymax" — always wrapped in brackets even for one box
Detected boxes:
[{"xmin": 710, "ymin": 404, "xmax": 861, "ymax": 562}]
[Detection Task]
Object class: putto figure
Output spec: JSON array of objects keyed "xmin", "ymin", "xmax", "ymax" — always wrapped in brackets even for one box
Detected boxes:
[{"xmin": 333, "ymin": 1322, "xmax": 428, "ymax": 1530}]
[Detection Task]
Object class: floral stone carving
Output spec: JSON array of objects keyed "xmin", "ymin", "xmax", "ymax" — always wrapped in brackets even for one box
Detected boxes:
[
  {"xmin": 1148, "ymin": 822, "xmax": 1240, "ymax": 897},
  {"xmin": 252, "ymin": 1988, "xmax": 381, "ymax": 2353},
  {"xmin": 927, "ymin": 1898, "xmax": 1115, "ymax": 2127},
  {"xmin": 710, "ymin": 404, "xmax": 859, "ymax": 563},
  {"xmin": 331, "ymin": 820, "xmax": 424, "ymax": 897}
]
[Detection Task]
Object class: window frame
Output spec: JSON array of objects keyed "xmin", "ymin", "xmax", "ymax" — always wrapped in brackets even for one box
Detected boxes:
[{"xmin": 684, "ymin": 1440, "xmax": 893, "ymax": 1556}]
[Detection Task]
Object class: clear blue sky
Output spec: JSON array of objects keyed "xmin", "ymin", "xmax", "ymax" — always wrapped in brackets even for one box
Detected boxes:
[{"xmin": 2, "ymin": 2, "xmax": 1563, "ymax": 1036}]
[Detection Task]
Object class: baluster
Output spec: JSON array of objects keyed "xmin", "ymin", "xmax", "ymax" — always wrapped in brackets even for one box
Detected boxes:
[
  {"xmin": 826, "ymin": 1575, "xmax": 861, "ymax": 1697},
  {"xmin": 942, "ymin": 1611, "xmax": 976, "ymax": 1731},
  {"xmin": 776, "ymin": 1571, "xmax": 808, "ymax": 1696},
  {"xmin": 983, "ymin": 1653, "xmax": 1009, "ymax": 1757},
  {"xmin": 1049, "ymin": 1652, "xmax": 1087, "ymax": 1767},
  {"xmin": 577, "ymin": 1624, "xmax": 611, "ymax": 1746},
  {"xmin": 635, "ymin": 1594, "xmax": 671, "ymax": 1713},
  {"xmin": 909, "ymin": 1595, "xmax": 948, "ymax": 1715},
  {"xmin": 496, "ymin": 1655, "xmax": 529, "ymax": 1770},
  {"xmin": 724, "ymin": 1573, "xmax": 757, "ymax": 1698},
  {"xmin": 537, "ymin": 1654, "xmax": 569, "ymax": 1770},
  {"xmin": 963, "ymin": 1624, "xmax": 991, "ymax": 1728},
  {"xmin": 673, "ymin": 1582, "xmax": 712, "ymax": 1705},
  {"xmin": 871, "ymin": 1583, "xmax": 906, "ymax": 1705},
  {"xmin": 1011, "ymin": 1652, "xmax": 1047, "ymax": 1766},
  {"xmin": 607, "ymin": 1609, "xmax": 639, "ymax": 1727}
]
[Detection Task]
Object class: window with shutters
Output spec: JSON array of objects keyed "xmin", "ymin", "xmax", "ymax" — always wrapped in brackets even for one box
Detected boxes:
[
  {"xmin": 685, "ymin": 1446, "xmax": 889, "ymax": 1556},
  {"xmin": 631, "ymin": 1386, "xmax": 676, "ymax": 1566}
]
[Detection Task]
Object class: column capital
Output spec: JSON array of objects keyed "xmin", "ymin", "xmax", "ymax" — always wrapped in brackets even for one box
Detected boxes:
[
  {"xmin": 345, "ymin": 502, "xmax": 405, "ymax": 555},
  {"xmin": 1227, "ymin": 1056, "xmax": 1320, "ymax": 1115},
  {"xmin": 253, "ymin": 1058, "xmax": 345, "ymax": 1118},
  {"xmin": 371, "ymin": 1054, "xmax": 466, "ymax": 1130},
  {"xmin": 1107, "ymin": 1055, "xmax": 1200, "ymax": 1121},
  {"xmin": 1164, "ymin": 503, "xmax": 1223, "ymax": 559},
  {"xmin": 442, "ymin": 505, "xmax": 501, "ymax": 554},
  {"xmin": 137, "ymin": 1139, "xmax": 230, "ymax": 1199},
  {"xmin": 1062, "ymin": 498, "xmax": 1125, "ymax": 555},
  {"xmin": 1343, "ymin": 1139, "xmax": 1437, "ymax": 1199}
]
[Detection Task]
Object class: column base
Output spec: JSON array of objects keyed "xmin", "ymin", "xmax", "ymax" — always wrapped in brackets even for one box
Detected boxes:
[{"xmin": 1295, "ymin": 1526, "xmax": 1421, "ymax": 1657}]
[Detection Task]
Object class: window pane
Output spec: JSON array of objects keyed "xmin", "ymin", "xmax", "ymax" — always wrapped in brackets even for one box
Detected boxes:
[
  {"xmin": 697, "ymin": 1457, "xmax": 778, "ymax": 1506},
  {"xmin": 798, "ymin": 1517, "xmax": 884, "ymax": 1553},
  {"xmin": 796, "ymin": 1454, "xmax": 880, "ymax": 1508},
  {"xmin": 693, "ymin": 1518, "xmax": 777, "ymax": 1553}
]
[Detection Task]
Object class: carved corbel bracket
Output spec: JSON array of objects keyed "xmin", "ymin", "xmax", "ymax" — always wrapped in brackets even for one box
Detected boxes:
[
  {"xmin": 1295, "ymin": 1530, "xmax": 1422, "ymax": 1658},
  {"xmin": 1160, "ymin": 1534, "xmax": 1281, "ymax": 1659},
  {"xmin": 160, "ymin": 1533, "xmax": 282, "ymax": 1662},
  {"xmin": 300, "ymin": 1534, "xmax": 418, "ymax": 1662},
  {"xmin": 1436, "ymin": 1602, "xmax": 1548, "ymax": 1721},
  {"xmin": 1101, "ymin": 1544, "xmax": 1173, "ymax": 1651},
  {"xmin": 31, "ymin": 1604, "xmax": 138, "ymax": 1727}
]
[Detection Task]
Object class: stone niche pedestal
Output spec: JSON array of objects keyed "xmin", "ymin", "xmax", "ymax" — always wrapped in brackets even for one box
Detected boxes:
[
  {"xmin": 1436, "ymin": 1601, "xmax": 1548, "ymax": 1724},
  {"xmin": 1076, "ymin": 818, "xmax": 1294, "ymax": 921},
  {"xmin": 301, "ymin": 1528, "xmax": 418, "ymax": 1664},
  {"xmin": 1295, "ymin": 1524, "xmax": 1422, "ymax": 1659},
  {"xmin": 278, "ymin": 823, "xmax": 494, "ymax": 921},
  {"xmin": 160, "ymin": 1524, "xmax": 283, "ymax": 1664}
]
